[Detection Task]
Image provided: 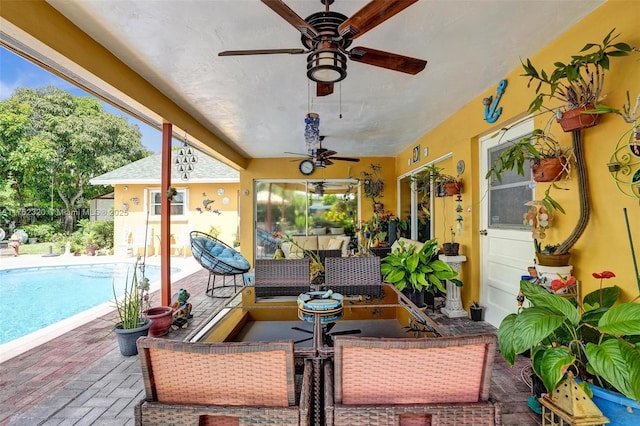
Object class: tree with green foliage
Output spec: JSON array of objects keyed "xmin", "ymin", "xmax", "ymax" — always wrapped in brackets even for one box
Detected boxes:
[{"xmin": 0, "ymin": 86, "xmax": 150, "ymax": 230}]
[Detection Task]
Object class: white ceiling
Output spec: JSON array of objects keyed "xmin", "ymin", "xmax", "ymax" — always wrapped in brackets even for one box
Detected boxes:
[{"xmin": 47, "ymin": 0, "xmax": 604, "ymax": 160}]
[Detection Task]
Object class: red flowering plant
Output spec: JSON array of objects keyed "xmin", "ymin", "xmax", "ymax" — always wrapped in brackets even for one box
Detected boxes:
[{"xmin": 499, "ymin": 270, "xmax": 640, "ymax": 403}]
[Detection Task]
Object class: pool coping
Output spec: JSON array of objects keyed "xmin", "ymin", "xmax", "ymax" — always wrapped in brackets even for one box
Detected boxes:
[{"xmin": 0, "ymin": 254, "xmax": 201, "ymax": 363}]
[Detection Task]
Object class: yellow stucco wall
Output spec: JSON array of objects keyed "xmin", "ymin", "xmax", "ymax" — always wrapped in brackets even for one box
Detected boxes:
[
  {"xmin": 395, "ymin": 1, "xmax": 640, "ymax": 305},
  {"xmin": 114, "ymin": 182, "xmax": 240, "ymax": 255}
]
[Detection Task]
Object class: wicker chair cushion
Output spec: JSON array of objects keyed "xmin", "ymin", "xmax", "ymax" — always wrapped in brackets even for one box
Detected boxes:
[
  {"xmin": 333, "ymin": 335, "xmax": 497, "ymax": 405},
  {"xmin": 137, "ymin": 338, "xmax": 296, "ymax": 407}
]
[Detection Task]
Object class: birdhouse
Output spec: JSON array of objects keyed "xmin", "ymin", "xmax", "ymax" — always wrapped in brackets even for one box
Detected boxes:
[{"xmin": 539, "ymin": 372, "xmax": 609, "ymax": 426}]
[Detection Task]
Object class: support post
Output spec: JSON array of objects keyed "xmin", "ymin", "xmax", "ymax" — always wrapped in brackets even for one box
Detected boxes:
[
  {"xmin": 160, "ymin": 123, "xmax": 172, "ymax": 306},
  {"xmin": 438, "ymin": 255, "xmax": 468, "ymax": 318}
]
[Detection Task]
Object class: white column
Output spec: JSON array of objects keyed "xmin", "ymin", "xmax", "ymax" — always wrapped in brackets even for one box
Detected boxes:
[{"xmin": 438, "ymin": 255, "xmax": 468, "ymax": 318}]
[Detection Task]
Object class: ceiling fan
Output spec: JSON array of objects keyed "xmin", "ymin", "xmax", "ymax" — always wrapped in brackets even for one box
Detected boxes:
[
  {"xmin": 287, "ymin": 136, "xmax": 360, "ymax": 175},
  {"xmin": 219, "ymin": 0, "xmax": 427, "ymax": 96}
]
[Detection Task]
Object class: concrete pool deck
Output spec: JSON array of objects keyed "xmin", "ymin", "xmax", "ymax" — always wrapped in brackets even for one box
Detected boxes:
[{"xmin": 0, "ymin": 254, "xmax": 540, "ymax": 425}]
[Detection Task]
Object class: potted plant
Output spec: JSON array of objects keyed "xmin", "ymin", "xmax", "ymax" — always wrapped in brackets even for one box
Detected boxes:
[
  {"xmin": 521, "ymin": 28, "xmax": 633, "ymax": 132},
  {"xmin": 83, "ymin": 231, "xmax": 100, "ymax": 256},
  {"xmin": 534, "ymin": 239, "xmax": 571, "ymax": 267},
  {"xmin": 442, "ymin": 226, "xmax": 459, "ymax": 256},
  {"xmin": 112, "ymin": 261, "xmax": 152, "ymax": 356},
  {"xmin": 486, "ymin": 127, "xmax": 571, "ymax": 216},
  {"xmin": 437, "ymin": 174, "xmax": 462, "ymax": 196},
  {"xmin": 360, "ymin": 163, "xmax": 384, "ymax": 210},
  {"xmin": 381, "ymin": 239, "xmax": 462, "ymax": 307},
  {"xmin": 469, "ymin": 301, "xmax": 484, "ymax": 321},
  {"xmin": 498, "ymin": 275, "xmax": 640, "ymax": 423}
]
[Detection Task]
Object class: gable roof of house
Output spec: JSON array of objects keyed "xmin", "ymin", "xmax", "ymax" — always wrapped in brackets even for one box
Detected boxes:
[{"xmin": 89, "ymin": 152, "xmax": 239, "ymax": 185}]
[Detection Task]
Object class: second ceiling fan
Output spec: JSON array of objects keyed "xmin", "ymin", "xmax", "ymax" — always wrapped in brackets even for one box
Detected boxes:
[{"xmin": 219, "ymin": 0, "xmax": 427, "ymax": 96}]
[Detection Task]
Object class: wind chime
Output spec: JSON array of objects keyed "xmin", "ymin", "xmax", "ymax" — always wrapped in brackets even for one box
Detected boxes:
[
  {"xmin": 174, "ymin": 132, "xmax": 198, "ymax": 181},
  {"xmin": 455, "ymin": 194, "xmax": 463, "ymax": 235}
]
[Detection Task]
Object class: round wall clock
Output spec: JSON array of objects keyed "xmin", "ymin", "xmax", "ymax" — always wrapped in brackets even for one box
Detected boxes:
[{"xmin": 299, "ymin": 159, "xmax": 315, "ymax": 176}]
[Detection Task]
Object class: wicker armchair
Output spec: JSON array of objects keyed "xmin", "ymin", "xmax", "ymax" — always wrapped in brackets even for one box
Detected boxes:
[
  {"xmin": 323, "ymin": 256, "xmax": 382, "ymax": 297},
  {"xmin": 135, "ymin": 338, "xmax": 311, "ymax": 426},
  {"xmin": 190, "ymin": 231, "xmax": 250, "ymax": 297},
  {"xmin": 324, "ymin": 334, "xmax": 501, "ymax": 426},
  {"xmin": 254, "ymin": 259, "xmax": 311, "ymax": 297}
]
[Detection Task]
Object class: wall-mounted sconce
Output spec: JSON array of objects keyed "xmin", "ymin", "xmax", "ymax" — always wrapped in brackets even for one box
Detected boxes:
[
  {"xmin": 122, "ymin": 203, "xmax": 129, "ymax": 212},
  {"xmin": 131, "ymin": 197, "xmax": 139, "ymax": 205}
]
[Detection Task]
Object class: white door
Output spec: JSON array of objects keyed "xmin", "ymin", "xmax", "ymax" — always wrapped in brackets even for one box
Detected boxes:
[{"xmin": 479, "ymin": 118, "xmax": 536, "ymax": 327}]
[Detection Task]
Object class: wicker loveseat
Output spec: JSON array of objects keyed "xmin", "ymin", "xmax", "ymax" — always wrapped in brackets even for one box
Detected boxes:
[
  {"xmin": 135, "ymin": 338, "xmax": 311, "ymax": 425},
  {"xmin": 324, "ymin": 334, "xmax": 501, "ymax": 426}
]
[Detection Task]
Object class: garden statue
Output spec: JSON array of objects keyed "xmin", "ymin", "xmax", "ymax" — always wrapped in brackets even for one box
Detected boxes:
[{"xmin": 171, "ymin": 289, "xmax": 193, "ymax": 322}]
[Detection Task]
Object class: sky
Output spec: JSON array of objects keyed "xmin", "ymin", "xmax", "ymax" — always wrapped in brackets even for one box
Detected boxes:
[{"xmin": 0, "ymin": 47, "xmax": 163, "ymax": 153}]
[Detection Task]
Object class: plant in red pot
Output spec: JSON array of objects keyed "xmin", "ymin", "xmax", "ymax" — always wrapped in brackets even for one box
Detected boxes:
[{"xmin": 521, "ymin": 28, "xmax": 633, "ymax": 132}]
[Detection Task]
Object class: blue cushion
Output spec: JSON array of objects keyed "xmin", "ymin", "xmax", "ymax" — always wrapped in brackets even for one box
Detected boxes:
[{"xmin": 192, "ymin": 236, "xmax": 249, "ymax": 273}]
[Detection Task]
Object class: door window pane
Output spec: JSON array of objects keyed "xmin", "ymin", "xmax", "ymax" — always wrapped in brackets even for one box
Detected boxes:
[{"xmin": 488, "ymin": 144, "xmax": 533, "ymax": 229}]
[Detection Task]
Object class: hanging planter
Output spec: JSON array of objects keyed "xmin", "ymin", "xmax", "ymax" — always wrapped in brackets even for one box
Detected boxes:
[
  {"xmin": 532, "ymin": 157, "xmax": 567, "ymax": 182},
  {"xmin": 556, "ymin": 105, "xmax": 599, "ymax": 132},
  {"xmin": 442, "ymin": 180, "xmax": 462, "ymax": 196}
]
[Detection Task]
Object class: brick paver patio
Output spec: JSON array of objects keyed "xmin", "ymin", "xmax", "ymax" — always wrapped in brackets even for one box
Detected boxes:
[{"xmin": 0, "ymin": 259, "xmax": 539, "ymax": 425}]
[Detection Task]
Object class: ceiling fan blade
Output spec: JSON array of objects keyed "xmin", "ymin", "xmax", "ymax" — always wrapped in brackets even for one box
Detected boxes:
[
  {"xmin": 330, "ymin": 156, "xmax": 361, "ymax": 162},
  {"xmin": 284, "ymin": 151, "xmax": 312, "ymax": 157},
  {"xmin": 317, "ymin": 82, "xmax": 334, "ymax": 97},
  {"xmin": 338, "ymin": 0, "xmax": 419, "ymax": 40},
  {"xmin": 321, "ymin": 150, "xmax": 338, "ymax": 157},
  {"xmin": 219, "ymin": 48, "xmax": 305, "ymax": 56},
  {"xmin": 261, "ymin": 0, "xmax": 318, "ymax": 39},
  {"xmin": 349, "ymin": 46, "xmax": 427, "ymax": 74}
]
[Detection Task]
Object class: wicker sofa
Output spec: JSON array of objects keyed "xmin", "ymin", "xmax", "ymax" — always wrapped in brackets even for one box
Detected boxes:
[
  {"xmin": 324, "ymin": 334, "xmax": 501, "ymax": 426},
  {"xmin": 135, "ymin": 338, "xmax": 311, "ymax": 426}
]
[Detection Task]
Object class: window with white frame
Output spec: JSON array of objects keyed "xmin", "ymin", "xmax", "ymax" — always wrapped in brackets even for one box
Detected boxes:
[{"xmin": 148, "ymin": 188, "xmax": 187, "ymax": 219}]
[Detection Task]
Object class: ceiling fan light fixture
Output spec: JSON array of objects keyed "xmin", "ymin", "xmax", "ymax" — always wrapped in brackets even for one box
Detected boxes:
[{"xmin": 307, "ymin": 47, "xmax": 347, "ymax": 83}]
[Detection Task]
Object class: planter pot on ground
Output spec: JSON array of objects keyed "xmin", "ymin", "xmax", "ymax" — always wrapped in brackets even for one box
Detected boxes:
[
  {"xmin": 581, "ymin": 381, "xmax": 640, "ymax": 426},
  {"xmin": 557, "ymin": 105, "xmax": 598, "ymax": 132},
  {"xmin": 144, "ymin": 306, "xmax": 174, "ymax": 337},
  {"xmin": 402, "ymin": 288, "xmax": 425, "ymax": 308},
  {"xmin": 532, "ymin": 157, "xmax": 566, "ymax": 182},
  {"xmin": 470, "ymin": 307, "xmax": 484, "ymax": 321},
  {"xmin": 113, "ymin": 319, "xmax": 152, "ymax": 356}
]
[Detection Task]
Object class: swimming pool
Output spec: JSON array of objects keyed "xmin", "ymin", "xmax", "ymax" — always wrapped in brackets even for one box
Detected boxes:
[{"xmin": 0, "ymin": 262, "xmax": 179, "ymax": 345}]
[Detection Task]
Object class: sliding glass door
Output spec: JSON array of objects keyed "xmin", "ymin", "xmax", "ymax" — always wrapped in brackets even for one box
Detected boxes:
[{"xmin": 254, "ymin": 179, "xmax": 358, "ymax": 259}]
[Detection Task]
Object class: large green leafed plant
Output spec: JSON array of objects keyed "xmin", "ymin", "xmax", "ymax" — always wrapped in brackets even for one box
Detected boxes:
[
  {"xmin": 381, "ymin": 239, "xmax": 462, "ymax": 293},
  {"xmin": 498, "ymin": 279, "xmax": 640, "ymax": 403}
]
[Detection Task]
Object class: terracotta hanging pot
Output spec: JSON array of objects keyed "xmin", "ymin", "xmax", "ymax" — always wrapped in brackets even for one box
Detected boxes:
[
  {"xmin": 557, "ymin": 104, "xmax": 598, "ymax": 132},
  {"xmin": 532, "ymin": 157, "xmax": 566, "ymax": 182},
  {"xmin": 443, "ymin": 181, "xmax": 462, "ymax": 196}
]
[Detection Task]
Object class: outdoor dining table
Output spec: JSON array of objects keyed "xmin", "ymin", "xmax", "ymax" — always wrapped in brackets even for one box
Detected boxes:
[{"xmin": 185, "ymin": 284, "xmax": 446, "ymax": 425}]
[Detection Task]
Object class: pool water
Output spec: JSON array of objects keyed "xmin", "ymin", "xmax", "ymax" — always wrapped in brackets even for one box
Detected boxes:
[{"xmin": 0, "ymin": 263, "xmax": 177, "ymax": 345}]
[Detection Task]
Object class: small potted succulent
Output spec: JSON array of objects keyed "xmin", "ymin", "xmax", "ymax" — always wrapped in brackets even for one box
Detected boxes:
[{"xmin": 469, "ymin": 301, "xmax": 484, "ymax": 321}]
